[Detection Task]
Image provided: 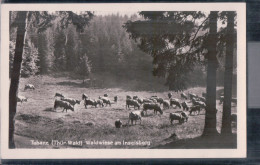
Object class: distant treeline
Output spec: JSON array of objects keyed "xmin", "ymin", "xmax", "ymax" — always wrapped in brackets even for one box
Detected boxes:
[{"xmin": 9, "ymin": 12, "xmax": 231, "ymax": 88}]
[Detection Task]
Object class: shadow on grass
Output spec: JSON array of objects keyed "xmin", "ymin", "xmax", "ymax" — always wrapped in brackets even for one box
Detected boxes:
[
  {"xmin": 152, "ymin": 134, "xmax": 237, "ymax": 149},
  {"xmin": 43, "ymin": 107, "xmax": 55, "ymax": 112}
]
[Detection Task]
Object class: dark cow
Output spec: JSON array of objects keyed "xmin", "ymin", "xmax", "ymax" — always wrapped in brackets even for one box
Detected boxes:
[
  {"xmin": 126, "ymin": 95, "xmax": 132, "ymax": 100},
  {"xmin": 162, "ymin": 100, "xmax": 170, "ymax": 109},
  {"xmin": 55, "ymin": 93, "xmax": 64, "ymax": 99},
  {"xmin": 168, "ymin": 93, "xmax": 172, "ymax": 99},
  {"xmin": 24, "ymin": 84, "xmax": 35, "ymax": 90},
  {"xmin": 181, "ymin": 101, "xmax": 189, "ymax": 111},
  {"xmin": 115, "ymin": 119, "xmax": 123, "ymax": 128},
  {"xmin": 61, "ymin": 98, "xmax": 80, "ymax": 107},
  {"xmin": 17, "ymin": 96, "xmax": 27, "ymax": 104},
  {"xmin": 114, "ymin": 96, "xmax": 118, "ymax": 103},
  {"xmin": 189, "ymin": 105, "xmax": 201, "ymax": 115},
  {"xmin": 96, "ymin": 99, "xmax": 104, "ymax": 107},
  {"xmin": 169, "ymin": 113, "xmax": 184, "ymax": 124},
  {"xmin": 155, "ymin": 97, "xmax": 164, "ymax": 105},
  {"xmin": 99, "ymin": 96, "xmax": 111, "ymax": 106},
  {"xmin": 143, "ymin": 103, "xmax": 163, "ymax": 115},
  {"xmin": 126, "ymin": 99, "xmax": 140, "ymax": 110},
  {"xmin": 54, "ymin": 100, "xmax": 74, "ymax": 112},
  {"xmin": 104, "ymin": 94, "xmax": 108, "ymax": 97},
  {"xmin": 170, "ymin": 98, "xmax": 181, "ymax": 109}
]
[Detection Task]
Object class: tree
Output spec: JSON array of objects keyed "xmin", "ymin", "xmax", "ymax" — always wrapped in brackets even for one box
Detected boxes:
[
  {"xmin": 75, "ymin": 54, "xmax": 92, "ymax": 84},
  {"xmin": 221, "ymin": 11, "xmax": 236, "ymax": 136},
  {"xmin": 9, "ymin": 11, "xmax": 93, "ymax": 148},
  {"xmin": 202, "ymin": 11, "xmax": 219, "ymax": 137},
  {"xmin": 124, "ymin": 11, "xmax": 221, "ymax": 138}
]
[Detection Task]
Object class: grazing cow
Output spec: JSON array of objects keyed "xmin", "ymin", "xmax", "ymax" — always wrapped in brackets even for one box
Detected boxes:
[
  {"xmin": 170, "ymin": 98, "xmax": 182, "ymax": 109},
  {"xmin": 231, "ymin": 114, "xmax": 237, "ymax": 123},
  {"xmin": 54, "ymin": 100, "xmax": 74, "ymax": 112},
  {"xmin": 143, "ymin": 103, "xmax": 163, "ymax": 115},
  {"xmin": 168, "ymin": 93, "xmax": 172, "ymax": 99},
  {"xmin": 96, "ymin": 99, "xmax": 104, "ymax": 107},
  {"xmin": 84, "ymin": 99, "xmax": 97, "ymax": 108},
  {"xmin": 126, "ymin": 95, "xmax": 132, "ymax": 100},
  {"xmin": 169, "ymin": 113, "xmax": 184, "ymax": 124},
  {"xmin": 61, "ymin": 98, "xmax": 80, "ymax": 107},
  {"xmin": 137, "ymin": 98, "xmax": 143, "ymax": 105},
  {"xmin": 115, "ymin": 119, "xmax": 122, "ymax": 128},
  {"xmin": 181, "ymin": 93, "xmax": 188, "ymax": 100},
  {"xmin": 104, "ymin": 94, "xmax": 108, "ymax": 97},
  {"xmin": 162, "ymin": 100, "xmax": 170, "ymax": 109},
  {"xmin": 202, "ymin": 92, "xmax": 206, "ymax": 98},
  {"xmin": 17, "ymin": 96, "xmax": 27, "ymax": 104},
  {"xmin": 24, "ymin": 84, "xmax": 35, "ymax": 90},
  {"xmin": 55, "ymin": 93, "xmax": 64, "ymax": 99},
  {"xmin": 180, "ymin": 111, "xmax": 189, "ymax": 122},
  {"xmin": 189, "ymin": 93, "xmax": 198, "ymax": 100},
  {"xmin": 181, "ymin": 101, "xmax": 189, "ymax": 111},
  {"xmin": 126, "ymin": 99, "xmax": 140, "ymax": 110},
  {"xmin": 99, "ymin": 96, "xmax": 111, "ymax": 106},
  {"xmin": 82, "ymin": 93, "xmax": 88, "ymax": 100},
  {"xmin": 114, "ymin": 96, "xmax": 118, "ymax": 103},
  {"xmin": 189, "ymin": 105, "xmax": 201, "ymax": 115},
  {"xmin": 128, "ymin": 110, "xmax": 144, "ymax": 125}
]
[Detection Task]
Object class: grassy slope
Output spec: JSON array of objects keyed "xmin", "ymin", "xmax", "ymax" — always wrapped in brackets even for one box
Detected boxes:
[{"xmin": 14, "ymin": 75, "xmax": 237, "ymax": 149}]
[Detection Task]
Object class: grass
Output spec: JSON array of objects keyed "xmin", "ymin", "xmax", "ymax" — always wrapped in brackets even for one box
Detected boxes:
[{"xmin": 14, "ymin": 75, "xmax": 237, "ymax": 149}]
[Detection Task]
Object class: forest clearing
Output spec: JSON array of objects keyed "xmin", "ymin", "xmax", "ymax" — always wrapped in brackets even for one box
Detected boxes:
[{"xmin": 14, "ymin": 75, "xmax": 237, "ymax": 149}]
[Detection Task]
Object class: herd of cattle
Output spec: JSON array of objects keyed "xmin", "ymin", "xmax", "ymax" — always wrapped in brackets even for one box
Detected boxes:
[{"xmin": 17, "ymin": 83, "xmax": 237, "ymax": 128}]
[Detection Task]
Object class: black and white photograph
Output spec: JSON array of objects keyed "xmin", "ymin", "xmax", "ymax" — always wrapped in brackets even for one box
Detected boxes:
[{"xmin": 1, "ymin": 3, "xmax": 246, "ymax": 159}]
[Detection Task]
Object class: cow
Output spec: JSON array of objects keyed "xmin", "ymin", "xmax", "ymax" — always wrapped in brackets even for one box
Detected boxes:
[
  {"xmin": 168, "ymin": 93, "xmax": 172, "ymax": 99},
  {"xmin": 104, "ymin": 94, "xmax": 108, "ymax": 97},
  {"xmin": 55, "ymin": 93, "xmax": 64, "ymax": 99},
  {"xmin": 181, "ymin": 93, "xmax": 188, "ymax": 100},
  {"xmin": 197, "ymin": 96, "xmax": 206, "ymax": 103},
  {"xmin": 162, "ymin": 100, "xmax": 170, "ymax": 109},
  {"xmin": 155, "ymin": 97, "xmax": 164, "ymax": 105},
  {"xmin": 143, "ymin": 103, "xmax": 163, "ymax": 115},
  {"xmin": 169, "ymin": 113, "xmax": 185, "ymax": 124},
  {"xmin": 54, "ymin": 100, "xmax": 74, "ymax": 112},
  {"xmin": 82, "ymin": 93, "xmax": 88, "ymax": 100},
  {"xmin": 114, "ymin": 96, "xmax": 118, "ymax": 103},
  {"xmin": 99, "ymin": 96, "xmax": 111, "ymax": 106},
  {"xmin": 17, "ymin": 96, "xmax": 27, "ymax": 104},
  {"xmin": 189, "ymin": 105, "xmax": 201, "ymax": 115},
  {"xmin": 133, "ymin": 95, "xmax": 139, "ymax": 100},
  {"xmin": 24, "ymin": 84, "xmax": 35, "ymax": 90},
  {"xmin": 128, "ymin": 110, "xmax": 144, "ymax": 125},
  {"xmin": 84, "ymin": 99, "xmax": 97, "ymax": 108},
  {"xmin": 61, "ymin": 98, "xmax": 80, "ymax": 107},
  {"xmin": 115, "ymin": 119, "xmax": 122, "ymax": 128},
  {"xmin": 126, "ymin": 99, "xmax": 140, "ymax": 110},
  {"xmin": 137, "ymin": 98, "xmax": 144, "ymax": 105},
  {"xmin": 181, "ymin": 101, "xmax": 189, "ymax": 111},
  {"xmin": 170, "ymin": 98, "xmax": 182, "ymax": 109},
  {"xmin": 143, "ymin": 98, "xmax": 153, "ymax": 103}
]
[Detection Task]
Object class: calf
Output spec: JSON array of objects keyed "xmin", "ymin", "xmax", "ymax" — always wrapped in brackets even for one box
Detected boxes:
[
  {"xmin": 128, "ymin": 110, "xmax": 144, "ymax": 125},
  {"xmin": 84, "ymin": 99, "xmax": 97, "ymax": 108},
  {"xmin": 143, "ymin": 103, "xmax": 163, "ymax": 115},
  {"xmin": 24, "ymin": 84, "xmax": 35, "ymax": 90},
  {"xmin": 189, "ymin": 105, "xmax": 201, "ymax": 115},
  {"xmin": 126, "ymin": 99, "xmax": 140, "ymax": 110},
  {"xmin": 54, "ymin": 100, "xmax": 74, "ymax": 112},
  {"xmin": 170, "ymin": 98, "xmax": 181, "ymax": 109},
  {"xmin": 96, "ymin": 99, "xmax": 104, "ymax": 107},
  {"xmin": 17, "ymin": 96, "xmax": 27, "ymax": 104},
  {"xmin": 169, "ymin": 113, "xmax": 184, "ymax": 124},
  {"xmin": 168, "ymin": 93, "xmax": 172, "ymax": 99},
  {"xmin": 181, "ymin": 93, "xmax": 188, "ymax": 100},
  {"xmin": 115, "ymin": 119, "xmax": 122, "ymax": 128}
]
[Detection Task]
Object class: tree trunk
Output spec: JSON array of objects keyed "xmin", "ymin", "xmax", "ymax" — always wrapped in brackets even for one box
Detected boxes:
[
  {"xmin": 221, "ymin": 12, "xmax": 235, "ymax": 135},
  {"xmin": 9, "ymin": 11, "xmax": 28, "ymax": 148},
  {"xmin": 202, "ymin": 11, "xmax": 219, "ymax": 137}
]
